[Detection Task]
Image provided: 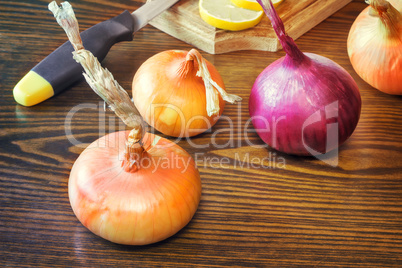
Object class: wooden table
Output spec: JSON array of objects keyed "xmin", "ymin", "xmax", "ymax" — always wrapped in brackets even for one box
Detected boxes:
[{"xmin": 1, "ymin": 0, "xmax": 401, "ymax": 266}]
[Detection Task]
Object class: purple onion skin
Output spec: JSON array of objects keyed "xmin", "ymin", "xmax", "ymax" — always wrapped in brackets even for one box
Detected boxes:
[{"xmin": 249, "ymin": 52, "xmax": 362, "ymax": 156}]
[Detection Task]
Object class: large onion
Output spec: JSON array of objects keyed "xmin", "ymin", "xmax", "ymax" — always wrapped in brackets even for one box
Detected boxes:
[
  {"xmin": 249, "ymin": 0, "xmax": 362, "ymax": 156},
  {"xmin": 69, "ymin": 131, "xmax": 201, "ymax": 245},
  {"xmin": 132, "ymin": 49, "xmax": 242, "ymax": 137}
]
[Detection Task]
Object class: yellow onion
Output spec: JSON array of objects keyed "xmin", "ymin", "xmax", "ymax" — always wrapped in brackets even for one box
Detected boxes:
[
  {"xmin": 69, "ymin": 131, "xmax": 201, "ymax": 245},
  {"xmin": 250, "ymin": 0, "xmax": 361, "ymax": 156},
  {"xmin": 132, "ymin": 49, "xmax": 242, "ymax": 137},
  {"xmin": 347, "ymin": 0, "xmax": 402, "ymax": 94}
]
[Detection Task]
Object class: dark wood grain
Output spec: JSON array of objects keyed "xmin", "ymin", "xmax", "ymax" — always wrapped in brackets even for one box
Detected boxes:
[{"xmin": 1, "ymin": 0, "xmax": 402, "ymax": 267}]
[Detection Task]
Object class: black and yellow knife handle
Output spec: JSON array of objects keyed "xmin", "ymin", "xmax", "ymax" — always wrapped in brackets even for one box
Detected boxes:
[{"xmin": 13, "ymin": 10, "xmax": 134, "ymax": 106}]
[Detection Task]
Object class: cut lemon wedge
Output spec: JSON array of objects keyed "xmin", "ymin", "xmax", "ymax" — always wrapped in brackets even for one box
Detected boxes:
[
  {"xmin": 230, "ymin": 0, "xmax": 284, "ymax": 11},
  {"xmin": 199, "ymin": 0, "xmax": 263, "ymax": 31}
]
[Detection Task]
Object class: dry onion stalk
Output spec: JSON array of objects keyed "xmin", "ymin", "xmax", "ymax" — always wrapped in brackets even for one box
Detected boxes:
[{"xmin": 49, "ymin": 1, "xmax": 202, "ymax": 245}]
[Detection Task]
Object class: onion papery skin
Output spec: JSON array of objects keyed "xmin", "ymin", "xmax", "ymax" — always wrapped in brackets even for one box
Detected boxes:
[
  {"xmin": 132, "ymin": 50, "xmax": 225, "ymax": 137},
  {"xmin": 347, "ymin": 3, "xmax": 402, "ymax": 95},
  {"xmin": 68, "ymin": 131, "xmax": 202, "ymax": 245},
  {"xmin": 249, "ymin": 53, "xmax": 362, "ymax": 156}
]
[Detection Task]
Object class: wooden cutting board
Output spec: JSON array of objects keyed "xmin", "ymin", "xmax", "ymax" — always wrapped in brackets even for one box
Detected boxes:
[{"xmin": 147, "ymin": 0, "xmax": 353, "ymax": 54}]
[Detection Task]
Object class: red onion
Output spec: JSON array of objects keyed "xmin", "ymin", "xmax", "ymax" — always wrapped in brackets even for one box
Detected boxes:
[{"xmin": 249, "ymin": 0, "xmax": 362, "ymax": 156}]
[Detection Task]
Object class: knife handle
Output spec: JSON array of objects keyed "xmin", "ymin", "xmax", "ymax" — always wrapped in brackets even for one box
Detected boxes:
[{"xmin": 13, "ymin": 10, "xmax": 135, "ymax": 106}]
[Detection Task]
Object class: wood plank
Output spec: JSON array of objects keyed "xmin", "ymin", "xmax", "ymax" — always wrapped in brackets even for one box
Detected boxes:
[{"xmin": 148, "ymin": 0, "xmax": 353, "ymax": 54}]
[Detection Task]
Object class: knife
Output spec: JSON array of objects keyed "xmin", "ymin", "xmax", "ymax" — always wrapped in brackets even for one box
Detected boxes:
[{"xmin": 13, "ymin": 0, "xmax": 179, "ymax": 107}]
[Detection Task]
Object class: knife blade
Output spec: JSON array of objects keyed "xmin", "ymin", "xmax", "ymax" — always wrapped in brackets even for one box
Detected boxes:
[{"xmin": 13, "ymin": 0, "xmax": 179, "ymax": 107}]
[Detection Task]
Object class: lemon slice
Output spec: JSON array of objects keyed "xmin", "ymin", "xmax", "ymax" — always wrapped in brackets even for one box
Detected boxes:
[
  {"xmin": 199, "ymin": 0, "xmax": 264, "ymax": 31},
  {"xmin": 230, "ymin": 0, "xmax": 284, "ymax": 11}
]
